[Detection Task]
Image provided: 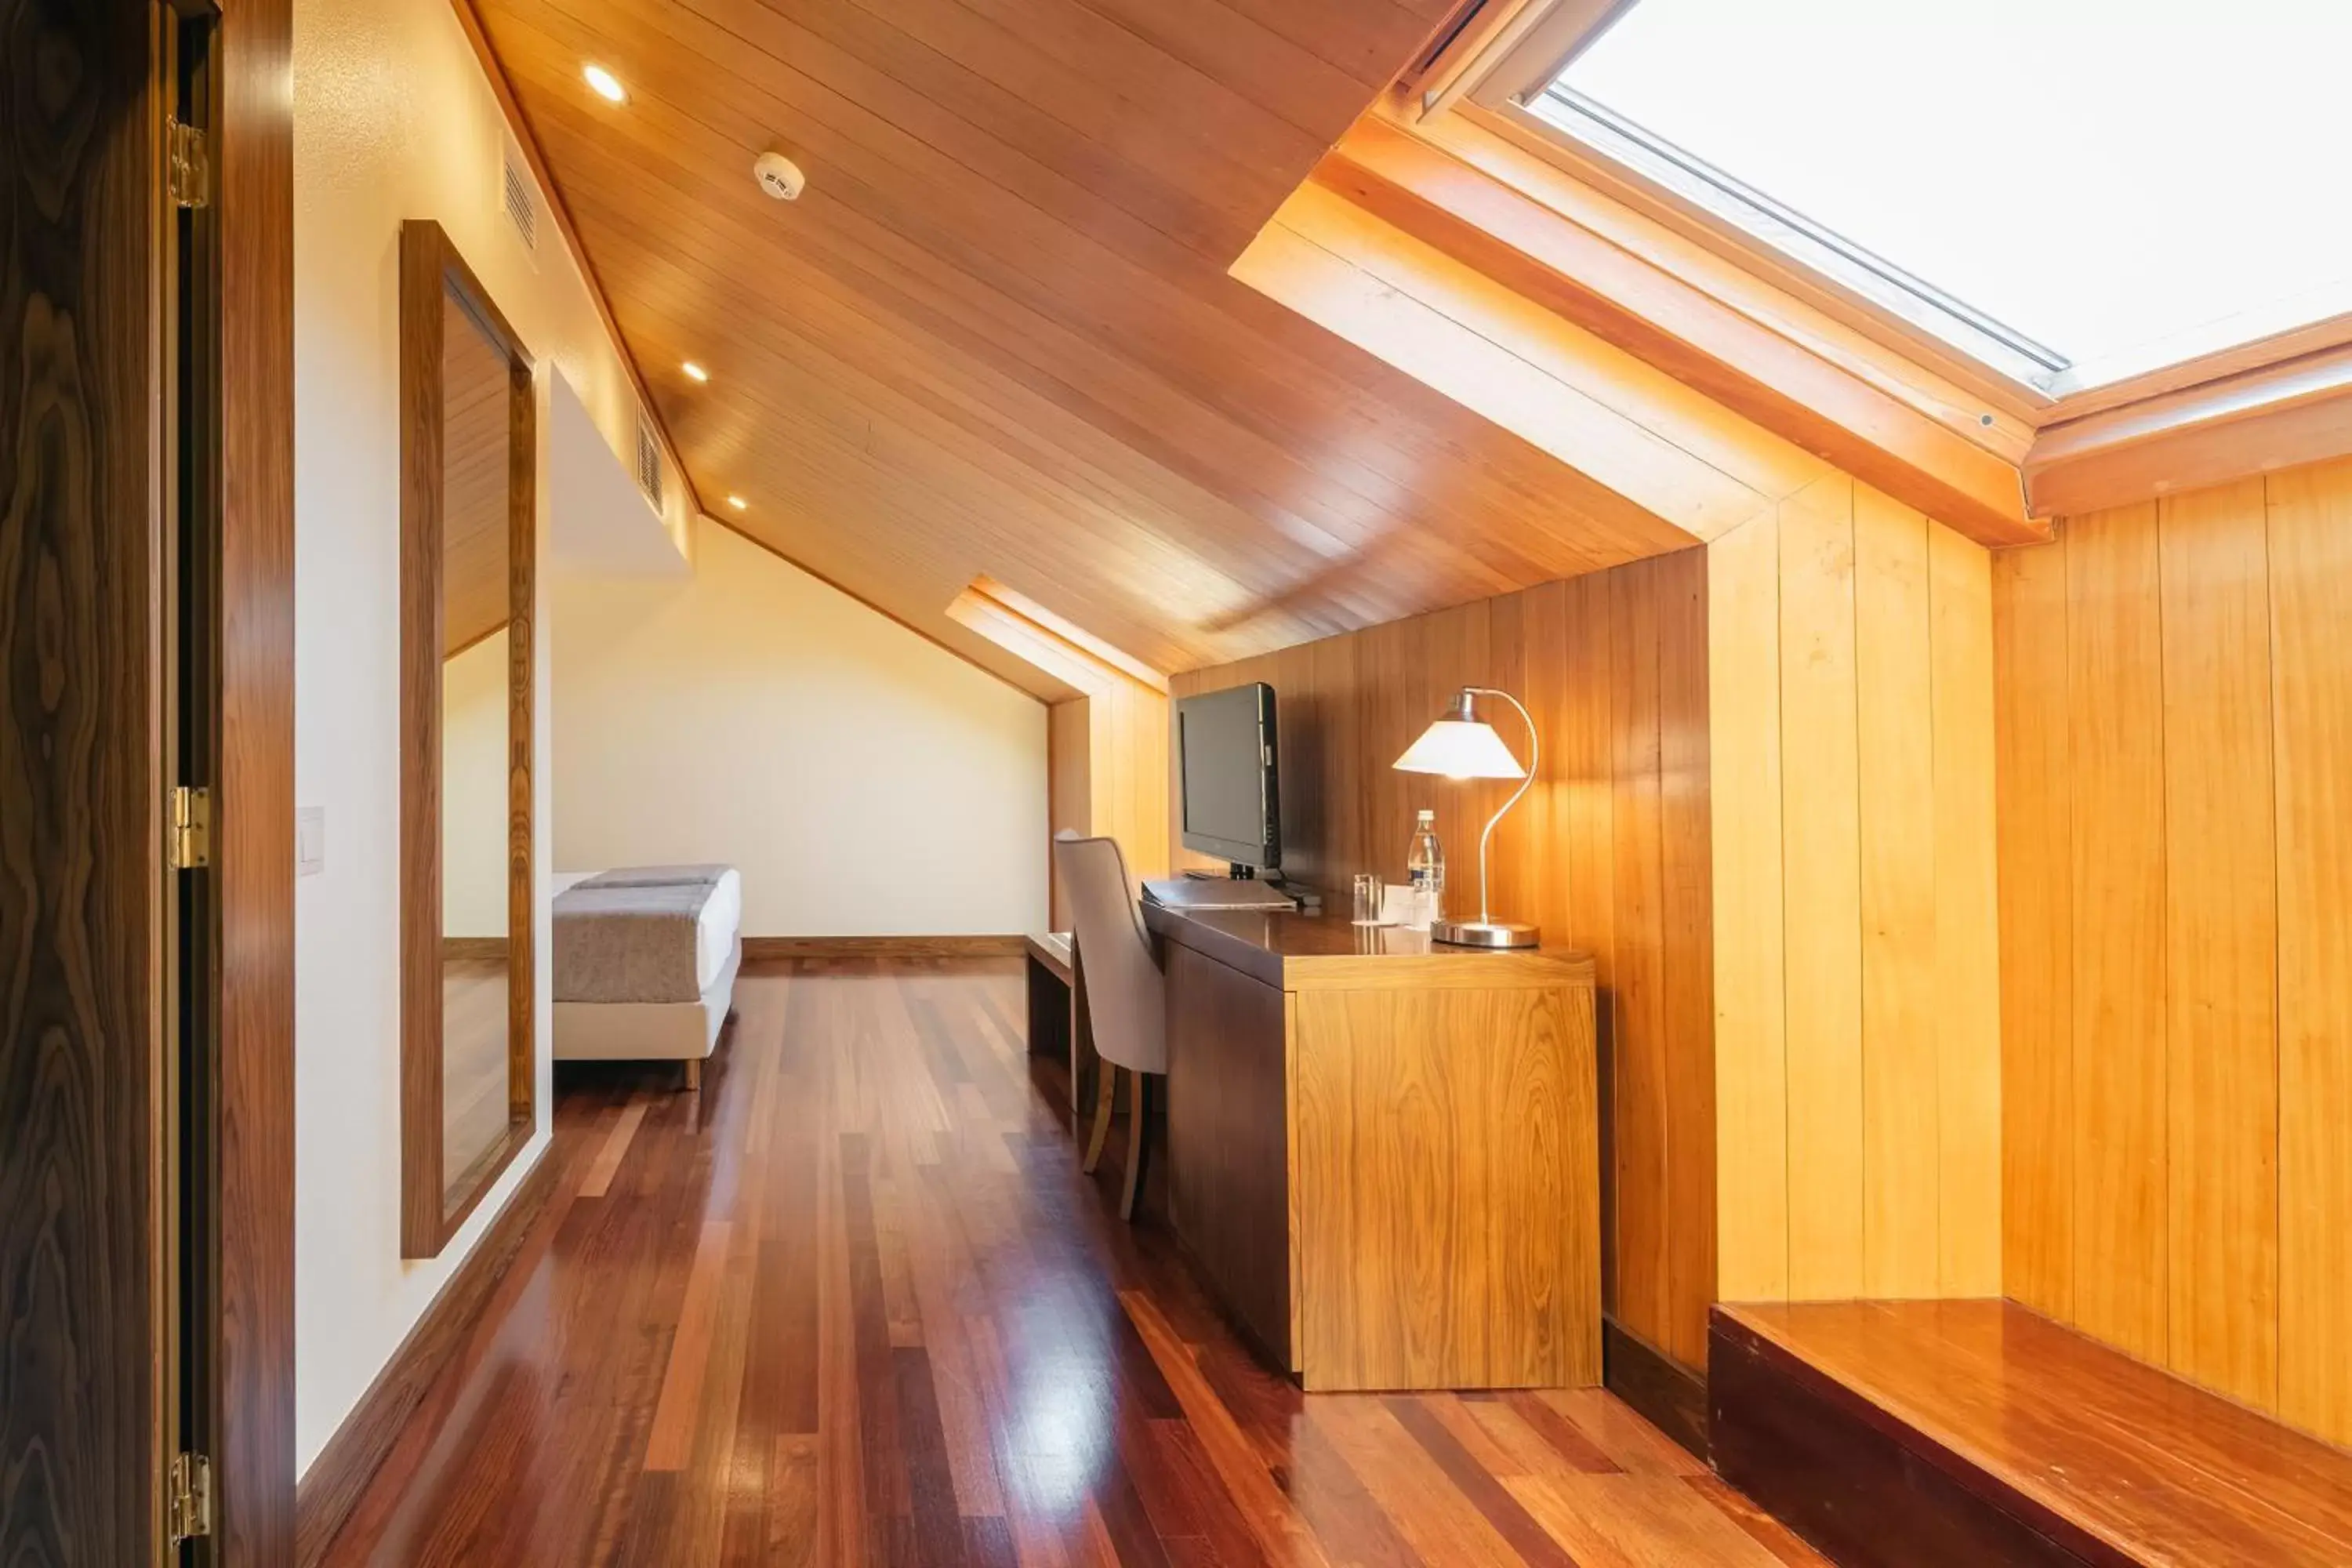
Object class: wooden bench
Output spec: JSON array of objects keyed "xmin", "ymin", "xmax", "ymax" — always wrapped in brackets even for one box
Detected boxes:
[{"xmin": 1712, "ymin": 1299, "xmax": 2352, "ymax": 1568}]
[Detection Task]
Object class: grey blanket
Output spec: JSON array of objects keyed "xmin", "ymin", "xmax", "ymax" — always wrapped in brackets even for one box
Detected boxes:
[
  {"xmin": 575, "ymin": 864, "xmax": 731, "ymax": 891},
  {"xmin": 554, "ymin": 866, "xmax": 725, "ymax": 1004}
]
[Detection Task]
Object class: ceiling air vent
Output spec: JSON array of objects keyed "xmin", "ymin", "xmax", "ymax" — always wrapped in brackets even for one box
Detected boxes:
[
  {"xmin": 501, "ymin": 136, "xmax": 539, "ymax": 261},
  {"xmin": 635, "ymin": 421, "xmax": 664, "ymax": 509}
]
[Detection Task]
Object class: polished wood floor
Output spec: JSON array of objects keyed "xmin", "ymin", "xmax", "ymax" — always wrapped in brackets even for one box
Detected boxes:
[
  {"xmin": 318, "ymin": 958, "xmax": 1824, "ymax": 1566},
  {"xmin": 442, "ymin": 956, "xmax": 512, "ymax": 1190}
]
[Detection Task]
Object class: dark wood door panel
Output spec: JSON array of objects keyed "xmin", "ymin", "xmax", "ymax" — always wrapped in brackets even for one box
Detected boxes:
[
  {"xmin": 0, "ymin": 1, "xmax": 163, "ymax": 1563},
  {"xmin": 1163, "ymin": 942, "xmax": 1292, "ymax": 1368}
]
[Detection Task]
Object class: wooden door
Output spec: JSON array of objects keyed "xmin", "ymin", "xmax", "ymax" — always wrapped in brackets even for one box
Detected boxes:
[{"xmin": 0, "ymin": 1, "xmax": 169, "ymax": 1560}]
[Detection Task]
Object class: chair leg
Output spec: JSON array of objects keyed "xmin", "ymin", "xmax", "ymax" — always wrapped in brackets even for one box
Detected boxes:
[
  {"xmin": 1120, "ymin": 1071, "xmax": 1153, "ymax": 1223},
  {"xmin": 1083, "ymin": 1063, "xmax": 1117, "ymax": 1174}
]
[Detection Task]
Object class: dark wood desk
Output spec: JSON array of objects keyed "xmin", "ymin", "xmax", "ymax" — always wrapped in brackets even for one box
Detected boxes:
[
  {"xmin": 1022, "ymin": 933, "xmax": 1095, "ymax": 1134},
  {"xmin": 1144, "ymin": 903, "xmax": 1602, "ymax": 1392}
]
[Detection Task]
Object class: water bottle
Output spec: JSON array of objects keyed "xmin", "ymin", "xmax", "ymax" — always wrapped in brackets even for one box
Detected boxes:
[{"xmin": 1406, "ymin": 809, "xmax": 1444, "ymax": 929}]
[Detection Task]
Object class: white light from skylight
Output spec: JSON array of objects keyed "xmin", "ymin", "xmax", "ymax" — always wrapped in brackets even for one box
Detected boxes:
[{"xmin": 1545, "ymin": 0, "xmax": 2352, "ymax": 387}]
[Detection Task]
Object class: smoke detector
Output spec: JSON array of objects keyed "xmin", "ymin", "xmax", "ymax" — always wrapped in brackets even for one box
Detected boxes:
[{"xmin": 753, "ymin": 151, "xmax": 806, "ymax": 202}]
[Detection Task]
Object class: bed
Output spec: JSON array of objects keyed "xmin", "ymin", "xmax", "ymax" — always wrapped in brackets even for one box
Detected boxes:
[{"xmin": 553, "ymin": 865, "xmax": 743, "ymax": 1087}]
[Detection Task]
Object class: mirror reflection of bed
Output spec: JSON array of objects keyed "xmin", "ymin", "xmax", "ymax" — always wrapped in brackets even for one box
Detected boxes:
[{"xmin": 438, "ymin": 288, "xmax": 515, "ymax": 1192}]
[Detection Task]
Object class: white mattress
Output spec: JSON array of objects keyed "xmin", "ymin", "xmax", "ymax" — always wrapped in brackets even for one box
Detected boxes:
[
  {"xmin": 554, "ymin": 939, "xmax": 741, "ymax": 1063},
  {"xmin": 554, "ymin": 867, "xmax": 742, "ymax": 993}
]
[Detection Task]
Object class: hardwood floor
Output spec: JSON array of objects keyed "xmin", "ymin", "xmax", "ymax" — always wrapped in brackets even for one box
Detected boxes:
[{"xmin": 317, "ymin": 958, "xmax": 1822, "ymax": 1566}]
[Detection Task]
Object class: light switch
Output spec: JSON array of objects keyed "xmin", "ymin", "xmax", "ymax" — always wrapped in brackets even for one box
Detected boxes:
[{"xmin": 296, "ymin": 807, "xmax": 326, "ymax": 877}]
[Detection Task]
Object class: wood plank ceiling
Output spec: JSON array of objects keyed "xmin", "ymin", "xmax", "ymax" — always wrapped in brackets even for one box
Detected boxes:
[{"xmin": 471, "ymin": 0, "xmax": 1701, "ymax": 693}]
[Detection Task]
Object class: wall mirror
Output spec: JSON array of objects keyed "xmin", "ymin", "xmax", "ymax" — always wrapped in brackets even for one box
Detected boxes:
[{"xmin": 400, "ymin": 220, "xmax": 536, "ymax": 1258}]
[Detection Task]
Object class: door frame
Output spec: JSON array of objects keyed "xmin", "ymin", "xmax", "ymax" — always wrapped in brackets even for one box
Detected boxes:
[{"xmin": 210, "ymin": 0, "xmax": 296, "ymax": 1561}]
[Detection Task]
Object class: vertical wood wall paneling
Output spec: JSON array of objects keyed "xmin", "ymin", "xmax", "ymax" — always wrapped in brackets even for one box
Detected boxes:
[
  {"xmin": 1312, "ymin": 633, "xmax": 1363, "ymax": 895},
  {"xmin": 1609, "ymin": 561, "xmax": 1671, "ymax": 1348},
  {"xmin": 1926, "ymin": 523, "xmax": 2002, "ymax": 1297},
  {"xmin": 1705, "ymin": 477, "xmax": 1999, "ymax": 1308},
  {"xmin": 1486, "ymin": 590, "xmax": 1534, "ymax": 925},
  {"xmin": 1094, "ymin": 681, "xmax": 1172, "ymax": 883},
  {"xmin": 1993, "ymin": 535, "xmax": 2074, "ymax": 1319},
  {"xmin": 1995, "ymin": 457, "xmax": 2352, "ymax": 1444},
  {"xmin": 1048, "ymin": 697, "xmax": 1091, "ymax": 928},
  {"xmin": 2263, "ymin": 459, "xmax": 2352, "ymax": 1443},
  {"xmin": 1558, "ymin": 569, "xmax": 1621, "ymax": 1312},
  {"xmin": 1515, "ymin": 580, "xmax": 1573, "ymax": 947},
  {"xmin": 2063, "ymin": 502, "xmax": 2170, "ymax": 1366},
  {"xmin": 1168, "ymin": 546, "xmax": 1715, "ymax": 1369},
  {"xmin": 1707, "ymin": 513, "xmax": 1788, "ymax": 1304},
  {"xmin": 1656, "ymin": 550, "xmax": 1716, "ymax": 1367},
  {"xmin": 1853, "ymin": 487, "xmax": 1940, "ymax": 1298},
  {"xmin": 1776, "ymin": 477, "xmax": 1865, "ymax": 1300},
  {"xmin": 2156, "ymin": 480, "xmax": 2278, "ymax": 1410}
]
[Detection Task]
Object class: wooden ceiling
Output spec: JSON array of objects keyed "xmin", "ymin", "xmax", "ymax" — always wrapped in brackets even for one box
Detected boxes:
[
  {"xmin": 469, "ymin": 0, "xmax": 1710, "ymax": 694},
  {"xmin": 444, "ymin": 297, "xmax": 516, "ymax": 657}
]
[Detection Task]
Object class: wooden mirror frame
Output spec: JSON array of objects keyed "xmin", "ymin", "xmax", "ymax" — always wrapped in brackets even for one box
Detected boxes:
[{"xmin": 398, "ymin": 220, "xmax": 536, "ymax": 1259}]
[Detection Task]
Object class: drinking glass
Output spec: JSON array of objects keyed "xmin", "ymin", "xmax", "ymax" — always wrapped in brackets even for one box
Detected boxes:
[{"xmin": 1351, "ymin": 872, "xmax": 1384, "ymax": 925}]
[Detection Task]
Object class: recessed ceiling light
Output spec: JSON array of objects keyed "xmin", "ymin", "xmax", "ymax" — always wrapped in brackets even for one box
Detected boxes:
[
  {"xmin": 726, "ymin": 495, "xmax": 749, "ymax": 511},
  {"xmin": 583, "ymin": 64, "xmax": 626, "ymax": 103},
  {"xmin": 681, "ymin": 361, "xmax": 710, "ymax": 383}
]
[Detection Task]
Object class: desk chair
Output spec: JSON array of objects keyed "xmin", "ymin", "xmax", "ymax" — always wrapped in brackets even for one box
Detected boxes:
[{"xmin": 1052, "ymin": 832, "xmax": 1163, "ymax": 1221}]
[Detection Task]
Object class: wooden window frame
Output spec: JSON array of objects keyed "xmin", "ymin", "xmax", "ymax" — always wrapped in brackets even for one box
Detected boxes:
[
  {"xmin": 397, "ymin": 218, "xmax": 538, "ymax": 1260},
  {"xmin": 1424, "ymin": 2, "xmax": 2069, "ymax": 410},
  {"xmin": 1396, "ymin": 0, "xmax": 2352, "ymax": 515}
]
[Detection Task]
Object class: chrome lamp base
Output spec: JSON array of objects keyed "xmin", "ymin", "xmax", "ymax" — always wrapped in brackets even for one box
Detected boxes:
[{"xmin": 1432, "ymin": 918, "xmax": 1541, "ymax": 950}]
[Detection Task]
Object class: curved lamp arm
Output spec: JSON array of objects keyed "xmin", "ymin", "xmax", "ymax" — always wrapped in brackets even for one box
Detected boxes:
[{"xmin": 1466, "ymin": 687, "xmax": 1537, "ymax": 926}]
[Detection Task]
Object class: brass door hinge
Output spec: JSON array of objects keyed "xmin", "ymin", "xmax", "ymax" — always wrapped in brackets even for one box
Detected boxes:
[
  {"xmin": 167, "ymin": 119, "xmax": 209, "ymax": 209},
  {"xmin": 169, "ymin": 786, "xmax": 210, "ymax": 870},
  {"xmin": 167, "ymin": 1451, "xmax": 212, "ymax": 1544}
]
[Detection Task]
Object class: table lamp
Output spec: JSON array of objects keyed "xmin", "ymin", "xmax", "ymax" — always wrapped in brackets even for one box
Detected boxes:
[{"xmin": 1392, "ymin": 686, "xmax": 1539, "ymax": 949}]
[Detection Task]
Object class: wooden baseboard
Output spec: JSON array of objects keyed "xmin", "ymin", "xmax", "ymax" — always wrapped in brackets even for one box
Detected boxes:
[
  {"xmin": 442, "ymin": 936, "xmax": 507, "ymax": 962},
  {"xmin": 295, "ymin": 1149, "xmax": 558, "ymax": 1566},
  {"xmin": 740, "ymin": 935, "xmax": 1026, "ymax": 961},
  {"xmin": 1604, "ymin": 1316, "xmax": 1709, "ymax": 1463}
]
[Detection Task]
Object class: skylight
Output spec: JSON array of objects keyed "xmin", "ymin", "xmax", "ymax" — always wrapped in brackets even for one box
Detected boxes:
[{"xmin": 1532, "ymin": 0, "xmax": 2352, "ymax": 391}]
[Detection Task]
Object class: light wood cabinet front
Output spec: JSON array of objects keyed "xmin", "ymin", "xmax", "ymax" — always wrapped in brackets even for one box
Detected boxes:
[{"xmin": 1291, "ymin": 983, "xmax": 1599, "ymax": 1392}]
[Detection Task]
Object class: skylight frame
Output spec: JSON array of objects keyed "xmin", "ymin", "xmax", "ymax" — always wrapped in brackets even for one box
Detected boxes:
[
  {"xmin": 1520, "ymin": 83, "xmax": 2073, "ymax": 388},
  {"xmin": 1435, "ymin": 0, "xmax": 2352, "ymax": 418},
  {"xmin": 1436, "ymin": 3, "xmax": 2073, "ymax": 405}
]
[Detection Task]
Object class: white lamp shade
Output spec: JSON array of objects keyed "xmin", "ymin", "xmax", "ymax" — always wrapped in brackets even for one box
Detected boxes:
[{"xmin": 1392, "ymin": 718, "xmax": 1526, "ymax": 780}]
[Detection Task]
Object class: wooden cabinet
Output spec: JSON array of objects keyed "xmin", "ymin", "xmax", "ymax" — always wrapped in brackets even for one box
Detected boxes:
[{"xmin": 1150, "ymin": 905, "xmax": 1602, "ymax": 1392}]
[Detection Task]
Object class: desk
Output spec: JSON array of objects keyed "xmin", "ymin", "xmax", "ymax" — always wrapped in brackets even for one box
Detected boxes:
[
  {"xmin": 1023, "ymin": 933, "xmax": 1095, "ymax": 1135},
  {"xmin": 1144, "ymin": 904, "xmax": 1601, "ymax": 1392}
]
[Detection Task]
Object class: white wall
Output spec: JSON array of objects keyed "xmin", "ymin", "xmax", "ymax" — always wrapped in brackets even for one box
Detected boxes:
[
  {"xmin": 292, "ymin": 0, "xmax": 692, "ymax": 1474},
  {"xmin": 554, "ymin": 523, "xmax": 1050, "ymax": 935}
]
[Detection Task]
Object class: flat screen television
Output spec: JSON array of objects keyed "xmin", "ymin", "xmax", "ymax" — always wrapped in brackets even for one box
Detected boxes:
[{"xmin": 1176, "ymin": 682, "xmax": 1280, "ymax": 872}]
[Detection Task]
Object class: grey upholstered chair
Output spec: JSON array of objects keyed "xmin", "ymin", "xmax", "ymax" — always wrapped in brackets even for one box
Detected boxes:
[{"xmin": 1052, "ymin": 831, "xmax": 1164, "ymax": 1221}]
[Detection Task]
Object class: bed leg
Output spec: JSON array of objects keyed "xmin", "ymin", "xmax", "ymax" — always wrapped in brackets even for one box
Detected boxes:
[{"xmin": 684, "ymin": 1057, "xmax": 702, "ymax": 1093}]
